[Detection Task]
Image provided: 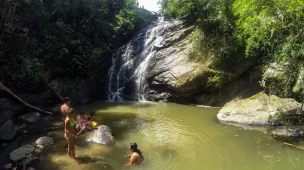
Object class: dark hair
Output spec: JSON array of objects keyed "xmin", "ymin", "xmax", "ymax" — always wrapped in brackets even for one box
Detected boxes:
[
  {"xmin": 130, "ymin": 142, "xmax": 143, "ymax": 157},
  {"xmin": 80, "ymin": 112, "xmax": 85, "ymax": 115},
  {"xmin": 90, "ymin": 112, "xmax": 95, "ymax": 116},
  {"xmin": 64, "ymin": 97, "xmax": 71, "ymax": 103},
  {"xmin": 67, "ymin": 108, "xmax": 75, "ymax": 115}
]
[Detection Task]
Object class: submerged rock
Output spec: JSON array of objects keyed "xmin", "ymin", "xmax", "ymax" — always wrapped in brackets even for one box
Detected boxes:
[
  {"xmin": 0, "ymin": 120, "xmax": 16, "ymax": 140},
  {"xmin": 10, "ymin": 144, "xmax": 35, "ymax": 161},
  {"xmin": 20, "ymin": 112, "xmax": 40, "ymax": 123},
  {"xmin": 217, "ymin": 93, "xmax": 303, "ymax": 126},
  {"xmin": 35, "ymin": 136, "xmax": 54, "ymax": 146},
  {"xmin": 270, "ymin": 126, "xmax": 304, "ymax": 138},
  {"xmin": 86, "ymin": 125, "xmax": 114, "ymax": 145}
]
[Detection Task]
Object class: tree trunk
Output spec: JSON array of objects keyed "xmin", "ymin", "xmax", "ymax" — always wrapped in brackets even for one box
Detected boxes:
[
  {"xmin": 42, "ymin": 78, "xmax": 64, "ymax": 102},
  {"xmin": 0, "ymin": 81, "xmax": 53, "ymax": 115}
]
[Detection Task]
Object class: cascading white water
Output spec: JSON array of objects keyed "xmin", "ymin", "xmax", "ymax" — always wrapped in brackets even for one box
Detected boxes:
[{"xmin": 107, "ymin": 17, "xmax": 172, "ymax": 101}]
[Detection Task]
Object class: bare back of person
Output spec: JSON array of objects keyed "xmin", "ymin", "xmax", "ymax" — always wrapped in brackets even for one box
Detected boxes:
[
  {"xmin": 130, "ymin": 152, "xmax": 144, "ymax": 164},
  {"xmin": 125, "ymin": 142, "xmax": 144, "ymax": 166}
]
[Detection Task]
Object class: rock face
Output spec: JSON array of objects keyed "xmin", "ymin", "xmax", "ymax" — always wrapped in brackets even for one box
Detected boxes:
[
  {"xmin": 217, "ymin": 93, "xmax": 303, "ymax": 126},
  {"xmin": 0, "ymin": 120, "xmax": 16, "ymax": 140},
  {"xmin": 195, "ymin": 68, "xmax": 261, "ymax": 106},
  {"xmin": 20, "ymin": 112, "xmax": 40, "ymax": 123},
  {"xmin": 292, "ymin": 67, "xmax": 304, "ymax": 96},
  {"xmin": 35, "ymin": 136, "xmax": 54, "ymax": 146},
  {"xmin": 86, "ymin": 125, "xmax": 114, "ymax": 145},
  {"xmin": 0, "ymin": 99, "xmax": 23, "ymax": 125},
  {"xmin": 49, "ymin": 79, "xmax": 90, "ymax": 104},
  {"xmin": 107, "ymin": 19, "xmax": 257, "ymax": 104},
  {"xmin": 10, "ymin": 144, "xmax": 35, "ymax": 161}
]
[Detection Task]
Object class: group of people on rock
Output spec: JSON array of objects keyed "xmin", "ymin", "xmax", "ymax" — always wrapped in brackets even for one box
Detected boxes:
[{"xmin": 60, "ymin": 97, "xmax": 144, "ymax": 166}]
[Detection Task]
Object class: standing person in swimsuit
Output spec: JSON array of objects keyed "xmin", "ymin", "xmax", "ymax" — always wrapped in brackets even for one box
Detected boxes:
[
  {"xmin": 125, "ymin": 142, "xmax": 144, "ymax": 166},
  {"xmin": 61, "ymin": 97, "xmax": 71, "ymax": 122},
  {"xmin": 64, "ymin": 108, "xmax": 77, "ymax": 159}
]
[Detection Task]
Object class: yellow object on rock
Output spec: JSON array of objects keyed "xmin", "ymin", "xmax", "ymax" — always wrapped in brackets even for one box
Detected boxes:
[{"xmin": 92, "ymin": 121, "xmax": 97, "ymax": 127}]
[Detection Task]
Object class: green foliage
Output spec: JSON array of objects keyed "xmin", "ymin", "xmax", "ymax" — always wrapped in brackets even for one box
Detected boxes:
[
  {"xmin": 160, "ymin": 0, "xmax": 304, "ymax": 100},
  {"xmin": 0, "ymin": 0, "xmax": 152, "ymax": 90}
]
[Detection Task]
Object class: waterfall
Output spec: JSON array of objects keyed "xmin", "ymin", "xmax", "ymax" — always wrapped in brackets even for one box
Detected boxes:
[{"xmin": 107, "ymin": 17, "xmax": 173, "ymax": 101}]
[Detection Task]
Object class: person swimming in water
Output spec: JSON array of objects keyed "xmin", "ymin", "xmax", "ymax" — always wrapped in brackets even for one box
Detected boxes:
[
  {"xmin": 125, "ymin": 142, "xmax": 144, "ymax": 166},
  {"xmin": 64, "ymin": 108, "xmax": 77, "ymax": 159}
]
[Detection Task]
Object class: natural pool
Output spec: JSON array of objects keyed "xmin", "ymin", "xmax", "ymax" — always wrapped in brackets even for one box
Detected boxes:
[{"xmin": 34, "ymin": 101, "xmax": 304, "ymax": 170}]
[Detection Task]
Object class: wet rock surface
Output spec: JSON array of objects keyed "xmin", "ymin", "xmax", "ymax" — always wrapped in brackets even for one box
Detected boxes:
[{"xmin": 86, "ymin": 125, "xmax": 114, "ymax": 145}]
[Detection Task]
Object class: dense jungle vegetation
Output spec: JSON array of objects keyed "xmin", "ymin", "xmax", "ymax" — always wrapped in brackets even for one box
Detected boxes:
[
  {"xmin": 160, "ymin": 0, "xmax": 304, "ymax": 101},
  {"xmin": 0, "ymin": 0, "xmax": 155, "ymax": 94}
]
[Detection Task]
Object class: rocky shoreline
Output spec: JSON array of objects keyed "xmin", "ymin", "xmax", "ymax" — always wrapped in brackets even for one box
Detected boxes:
[{"xmin": 217, "ymin": 92, "xmax": 304, "ymax": 139}]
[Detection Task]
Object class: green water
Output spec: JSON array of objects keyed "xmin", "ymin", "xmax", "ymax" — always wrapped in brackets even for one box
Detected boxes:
[{"xmin": 36, "ymin": 101, "xmax": 304, "ymax": 170}]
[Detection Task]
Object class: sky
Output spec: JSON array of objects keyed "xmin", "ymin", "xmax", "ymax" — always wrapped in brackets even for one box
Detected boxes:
[{"xmin": 138, "ymin": 0, "xmax": 160, "ymax": 12}]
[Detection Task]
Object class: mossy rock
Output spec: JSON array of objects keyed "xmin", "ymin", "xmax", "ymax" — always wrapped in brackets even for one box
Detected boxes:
[
  {"xmin": 217, "ymin": 92, "xmax": 303, "ymax": 126},
  {"xmin": 292, "ymin": 67, "xmax": 304, "ymax": 96}
]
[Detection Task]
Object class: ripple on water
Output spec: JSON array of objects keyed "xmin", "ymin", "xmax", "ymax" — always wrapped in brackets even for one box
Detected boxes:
[
  {"xmin": 32, "ymin": 102, "xmax": 304, "ymax": 170},
  {"xmin": 133, "ymin": 111, "xmax": 225, "ymax": 170}
]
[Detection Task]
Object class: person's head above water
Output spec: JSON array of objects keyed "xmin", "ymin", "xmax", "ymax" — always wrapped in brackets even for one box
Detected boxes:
[
  {"xmin": 129, "ymin": 142, "xmax": 138, "ymax": 150},
  {"xmin": 64, "ymin": 97, "xmax": 71, "ymax": 105},
  {"xmin": 129, "ymin": 142, "xmax": 143, "ymax": 157}
]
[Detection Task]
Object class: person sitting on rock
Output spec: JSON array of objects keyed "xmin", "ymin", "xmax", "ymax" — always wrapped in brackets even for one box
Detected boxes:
[
  {"xmin": 125, "ymin": 142, "xmax": 144, "ymax": 166},
  {"xmin": 76, "ymin": 112, "xmax": 89, "ymax": 136},
  {"xmin": 61, "ymin": 97, "xmax": 71, "ymax": 122},
  {"xmin": 87, "ymin": 112, "xmax": 96, "ymax": 122},
  {"xmin": 87, "ymin": 112, "xmax": 97, "ymax": 128}
]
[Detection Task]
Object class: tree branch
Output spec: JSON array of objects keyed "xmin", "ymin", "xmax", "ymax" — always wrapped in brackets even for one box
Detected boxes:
[
  {"xmin": 0, "ymin": 81, "xmax": 53, "ymax": 115},
  {"xmin": 42, "ymin": 78, "xmax": 64, "ymax": 102}
]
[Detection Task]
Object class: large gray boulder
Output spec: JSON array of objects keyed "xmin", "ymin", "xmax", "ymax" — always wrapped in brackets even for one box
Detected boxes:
[
  {"xmin": 217, "ymin": 93, "xmax": 303, "ymax": 126},
  {"xmin": 35, "ymin": 136, "xmax": 54, "ymax": 146},
  {"xmin": 0, "ymin": 120, "xmax": 16, "ymax": 140},
  {"xmin": 10, "ymin": 144, "xmax": 35, "ymax": 161},
  {"xmin": 19, "ymin": 112, "xmax": 40, "ymax": 123},
  {"xmin": 86, "ymin": 125, "xmax": 114, "ymax": 145}
]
